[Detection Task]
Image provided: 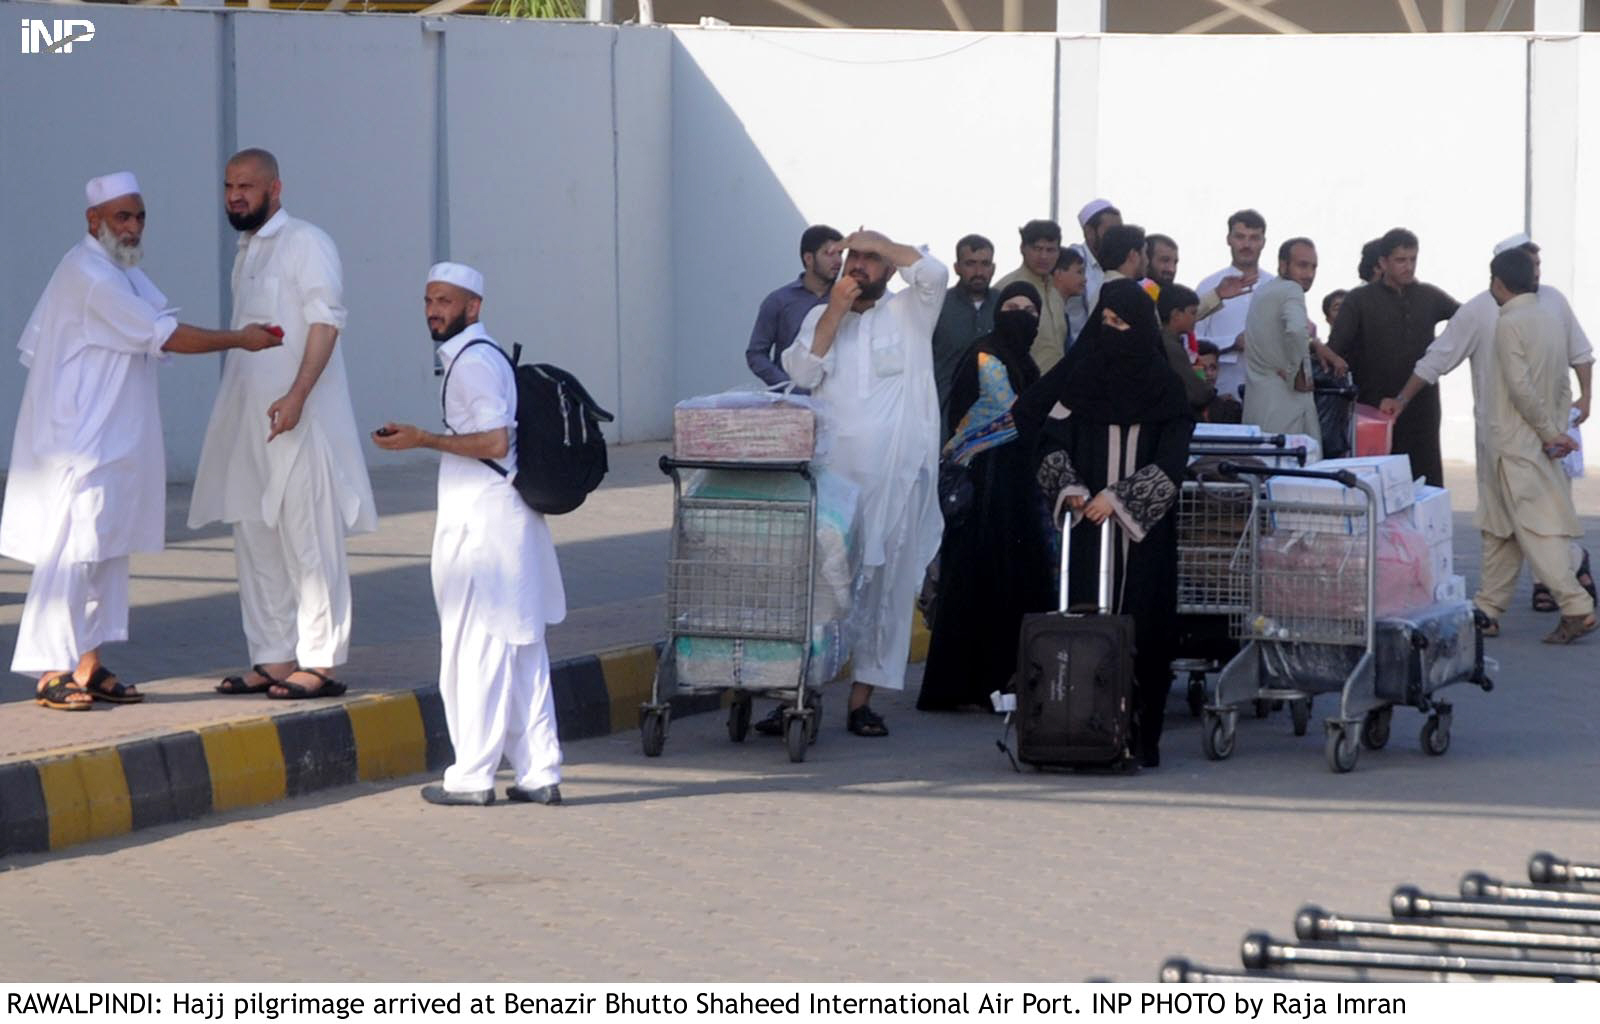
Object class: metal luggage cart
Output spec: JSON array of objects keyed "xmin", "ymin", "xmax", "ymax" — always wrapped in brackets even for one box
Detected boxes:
[
  {"xmin": 639, "ymin": 456, "xmax": 822, "ymax": 763},
  {"xmin": 1201, "ymin": 463, "xmax": 1491, "ymax": 773},
  {"xmin": 1172, "ymin": 437, "xmax": 1306, "ymax": 718}
]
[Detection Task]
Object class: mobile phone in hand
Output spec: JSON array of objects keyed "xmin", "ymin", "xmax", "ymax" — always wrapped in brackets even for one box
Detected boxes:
[{"xmin": 374, "ymin": 426, "xmax": 397, "ymax": 438}]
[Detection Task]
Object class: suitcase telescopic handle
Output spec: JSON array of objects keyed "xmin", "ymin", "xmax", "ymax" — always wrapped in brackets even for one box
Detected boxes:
[
  {"xmin": 1313, "ymin": 384, "xmax": 1359, "ymax": 399},
  {"xmin": 1218, "ymin": 461, "xmax": 1360, "ymax": 488},
  {"xmin": 1059, "ymin": 510, "xmax": 1113, "ymax": 615}
]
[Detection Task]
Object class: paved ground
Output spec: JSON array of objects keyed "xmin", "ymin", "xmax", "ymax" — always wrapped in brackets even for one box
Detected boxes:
[{"xmin": 0, "ymin": 454, "xmax": 1596, "ymax": 981}]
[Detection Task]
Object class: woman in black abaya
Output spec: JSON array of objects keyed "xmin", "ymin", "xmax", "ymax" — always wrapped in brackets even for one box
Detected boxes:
[
  {"xmin": 1012, "ymin": 279, "xmax": 1196, "ymax": 767},
  {"xmin": 917, "ymin": 282, "xmax": 1055, "ymax": 712}
]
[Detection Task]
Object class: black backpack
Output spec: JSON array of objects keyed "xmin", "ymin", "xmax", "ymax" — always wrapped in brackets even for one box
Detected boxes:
[{"xmin": 442, "ymin": 339, "xmax": 613, "ymax": 515}]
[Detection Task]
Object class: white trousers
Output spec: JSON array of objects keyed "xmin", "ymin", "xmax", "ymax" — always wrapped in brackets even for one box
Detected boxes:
[
  {"xmin": 232, "ymin": 450, "xmax": 351, "ymax": 667},
  {"xmin": 852, "ymin": 540, "xmax": 925, "ymax": 691},
  {"xmin": 437, "ymin": 580, "xmax": 562, "ymax": 793},
  {"xmin": 12, "ymin": 555, "xmax": 129, "ymax": 674},
  {"xmin": 1478, "ymin": 529, "xmax": 1595, "ymax": 619}
]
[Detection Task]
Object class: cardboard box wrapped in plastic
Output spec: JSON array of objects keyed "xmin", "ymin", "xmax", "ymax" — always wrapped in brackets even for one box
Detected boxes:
[
  {"xmin": 672, "ymin": 468, "xmax": 864, "ymax": 691},
  {"xmin": 673, "ymin": 391, "xmax": 816, "ymax": 462},
  {"xmin": 1256, "ymin": 515, "xmax": 1436, "ymax": 622},
  {"xmin": 1266, "ymin": 454, "xmax": 1416, "ymax": 533}
]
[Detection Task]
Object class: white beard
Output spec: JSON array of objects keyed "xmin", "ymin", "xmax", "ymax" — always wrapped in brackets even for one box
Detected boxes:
[{"xmin": 95, "ymin": 223, "xmax": 143, "ymax": 268}]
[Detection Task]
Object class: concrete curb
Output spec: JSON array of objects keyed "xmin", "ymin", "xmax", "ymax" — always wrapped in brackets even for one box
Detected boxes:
[{"xmin": 0, "ymin": 618, "xmax": 930, "ymax": 858}]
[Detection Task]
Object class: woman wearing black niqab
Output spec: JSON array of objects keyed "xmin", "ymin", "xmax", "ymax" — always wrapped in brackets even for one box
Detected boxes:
[
  {"xmin": 1012, "ymin": 278, "xmax": 1196, "ymax": 767},
  {"xmin": 917, "ymin": 281, "xmax": 1056, "ymax": 712}
]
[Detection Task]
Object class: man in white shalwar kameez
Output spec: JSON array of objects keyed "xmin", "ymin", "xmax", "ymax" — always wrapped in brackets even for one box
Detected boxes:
[
  {"xmin": 1383, "ymin": 235, "xmax": 1595, "ymax": 617},
  {"xmin": 1470, "ymin": 249, "xmax": 1596, "ymax": 644},
  {"xmin": 2, "ymin": 172, "xmax": 281, "ymax": 710},
  {"xmin": 783, "ymin": 230, "xmax": 946, "ymax": 737},
  {"xmin": 1242, "ymin": 238, "xmax": 1323, "ymax": 443},
  {"xmin": 190, "ymin": 150, "xmax": 376, "ymax": 701},
  {"xmin": 373, "ymin": 263, "xmax": 566, "ymax": 805}
]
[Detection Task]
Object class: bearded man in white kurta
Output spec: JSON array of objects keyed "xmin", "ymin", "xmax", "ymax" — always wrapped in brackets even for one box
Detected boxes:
[
  {"xmin": 373, "ymin": 263, "xmax": 566, "ymax": 806},
  {"xmin": 783, "ymin": 230, "xmax": 946, "ymax": 738},
  {"xmin": 1477, "ymin": 248, "xmax": 1596, "ymax": 644},
  {"xmin": 191, "ymin": 150, "xmax": 376, "ymax": 701},
  {"xmin": 1384, "ymin": 234, "xmax": 1595, "ymax": 615},
  {"xmin": 1, "ymin": 172, "xmax": 281, "ymax": 710}
]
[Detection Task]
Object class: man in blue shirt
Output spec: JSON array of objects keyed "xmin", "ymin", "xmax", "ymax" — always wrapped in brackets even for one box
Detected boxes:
[{"xmin": 746, "ymin": 225, "xmax": 842, "ymax": 392}]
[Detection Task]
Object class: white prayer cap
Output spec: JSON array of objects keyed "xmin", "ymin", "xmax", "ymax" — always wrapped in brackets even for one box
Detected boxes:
[
  {"xmin": 85, "ymin": 172, "xmax": 141, "ymax": 207},
  {"xmin": 1077, "ymin": 197, "xmax": 1116, "ymax": 227},
  {"xmin": 426, "ymin": 261, "xmax": 484, "ymax": 298},
  {"xmin": 1492, "ymin": 232, "xmax": 1533, "ymax": 255}
]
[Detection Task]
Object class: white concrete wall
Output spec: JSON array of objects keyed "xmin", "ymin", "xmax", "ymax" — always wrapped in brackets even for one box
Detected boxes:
[
  {"xmin": 671, "ymin": 28, "xmax": 1059, "ymax": 401},
  {"xmin": 1, "ymin": 4, "xmax": 228, "ymax": 478},
  {"xmin": 4, "ymin": 7, "xmax": 1597, "ymax": 483},
  {"xmin": 1062, "ymin": 33, "xmax": 1530, "ymax": 465}
]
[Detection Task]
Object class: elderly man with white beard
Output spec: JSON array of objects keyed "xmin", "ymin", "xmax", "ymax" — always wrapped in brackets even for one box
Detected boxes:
[
  {"xmin": 782, "ymin": 229, "xmax": 947, "ymax": 738},
  {"xmin": 1, "ymin": 172, "xmax": 281, "ymax": 710}
]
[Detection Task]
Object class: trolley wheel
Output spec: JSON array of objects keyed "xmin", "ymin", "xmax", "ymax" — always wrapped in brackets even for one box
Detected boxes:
[
  {"xmin": 1290, "ymin": 698, "xmax": 1310, "ymax": 737},
  {"xmin": 1361, "ymin": 707, "xmax": 1392, "ymax": 751},
  {"xmin": 1186, "ymin": 673, "xmax": 1206, "ymax": 718},
  {"xmin": 784, "ymin": 715, "xmax": 809, "ymax": 763},
  {"xmin": 1253, "ymin": 698, "xmax": 1271, "ymax": 719},
  {"xmin": 1421, "ymin": 715, "xmax": 1451, "ymax": 756},
  {"xmin": 727, "ymin": 696, "xmax": 752, "ymax": 743},
  {"xmin": 1200, "ymin": 711, "xmax": 1235, "ymax": 761},
  {"xmin": 1325, "ymin": 722, "xmax": 1360, "ymax": 774},
  {"xmin": 640, "ymin": 709, "xmax": 666, "ymax": 758},
  {"xmin": 806, "ymin": 694, "xmax": 822, "ymax": 745}
]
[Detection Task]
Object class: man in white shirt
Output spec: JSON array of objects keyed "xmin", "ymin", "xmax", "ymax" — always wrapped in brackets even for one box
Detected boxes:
[
  {"xmin": 192, "ymin": 149, "xmax": 377, "ymax": 701},
  {"xmin": 1064, "ymin": 198, "xmax": 1120, "ymax": 346},
  {"xmin": 783, "ymin": 230, "xmax": 947, "ymax": 738},
  {"xmin": 374, "ymin": 263, "xmax": 567, "ymax": 805},
  {"xmin": 1197, "ymin": 209, "xmax": 1274, "ymax": 400},
  {"xmin": 1383, "ymin": 234, "xmax": 1595, "ymax": 615},
  {"xmin": 2, "ymin": 173, "xmax": 280, "ymax": 710}
]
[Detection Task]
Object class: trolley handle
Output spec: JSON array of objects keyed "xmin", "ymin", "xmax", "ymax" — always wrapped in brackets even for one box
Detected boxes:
[
  {"xmin": 1188, "ymin": 434, "xmax": 1288, "ymax": 449},
  {"xmin": 1313, "ymin": 384, "xmax": 1359, "ymax": 399},
  {"xmin": 1218, "ymin": 461, "xmax": 1360, "ymax": 488},
  {"xmin": 1190, "ymin": 445, "xmax": 1308, "ymax": 467},
  {"xmin": 659, "ymin": 454, "xmax": 812, "ymax": 478}
]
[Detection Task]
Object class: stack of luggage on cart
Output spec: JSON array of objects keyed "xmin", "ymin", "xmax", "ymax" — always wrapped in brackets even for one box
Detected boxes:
[
  {"xmin": 640, "ymin": 389, "xmax": 864, "ymax": 762},
  {"xmin": 1178, "ymin": 414, "xmax": 1494, "ymax": 773}
]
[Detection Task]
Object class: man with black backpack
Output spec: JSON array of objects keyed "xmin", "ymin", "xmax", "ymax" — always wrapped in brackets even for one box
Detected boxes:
[{"xmin": 373, "ymin": 262, "xmax": 567, "ymax": 807}]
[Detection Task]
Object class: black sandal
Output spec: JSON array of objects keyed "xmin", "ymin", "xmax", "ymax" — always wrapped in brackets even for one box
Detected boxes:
[
  {"xmin": 267, "ymin": 669, "xmax": 348, "ymax": 701},
  {"xmin": 85, "ymin": 666, "xmax": 142, "ymax": 704},
  {"xmin": 36, "ymin": 674, "xmax": 92, "ymax": 711},
  {"xmin": 216, "ymin": 664, "xmax": 281, "ymax": 695},
  {"xmin": 1577, "ymin": 549, "xmax": 1597, "ymax": 605},
  {"xmin": 1532, "ymin": 583, "xmax": 1558, "ymax": 613},
  {"xmin": 847, "ymin": 705, "xmax": 889, "ymax": 737}
]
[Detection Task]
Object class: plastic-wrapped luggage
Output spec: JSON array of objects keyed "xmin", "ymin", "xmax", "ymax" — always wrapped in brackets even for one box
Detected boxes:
[{"xmin": 673, "ymin": 391, "xmax": 817, "ymax": 462}]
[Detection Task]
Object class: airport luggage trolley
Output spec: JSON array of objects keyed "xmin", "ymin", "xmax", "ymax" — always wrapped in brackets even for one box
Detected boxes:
[
  {"xmin": 1200, "ymin": 464, "xmax": 1492, "ymax": 773},
  {"xmin": 639, "ymin": 455, "xmax": 823, "ymax": 763},
  {"xmin": 1172, "ymin": 437, "xmax": 1307, "ymax": 719}
]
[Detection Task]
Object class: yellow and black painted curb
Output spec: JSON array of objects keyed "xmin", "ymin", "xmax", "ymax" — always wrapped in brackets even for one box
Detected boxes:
[{"xmin": 0, "ymin": 619, "xmax": 929, "ymax": 858}]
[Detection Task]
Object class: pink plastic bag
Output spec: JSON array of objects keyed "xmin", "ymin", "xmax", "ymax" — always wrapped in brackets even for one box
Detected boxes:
[{"xmin": 1353, "ymin": 404, "xmax": 1393, "ymax": 457}]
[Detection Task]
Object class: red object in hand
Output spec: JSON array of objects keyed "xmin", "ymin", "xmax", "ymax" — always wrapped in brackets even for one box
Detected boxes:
[{"xmin": 265, "ymin": 326, "xmax": 284, "ymax": 337}]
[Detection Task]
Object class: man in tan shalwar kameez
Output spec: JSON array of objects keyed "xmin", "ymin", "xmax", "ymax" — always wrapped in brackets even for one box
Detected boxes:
[{"xmin": 1477, "ymin": 248, "xmax": 1596, "ymax": 644}]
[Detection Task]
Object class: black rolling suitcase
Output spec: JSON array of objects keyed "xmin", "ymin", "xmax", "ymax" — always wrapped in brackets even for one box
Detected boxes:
[{"xmin": 1007, "ymin": 519, "xmax": 1136, "ymax": 768}]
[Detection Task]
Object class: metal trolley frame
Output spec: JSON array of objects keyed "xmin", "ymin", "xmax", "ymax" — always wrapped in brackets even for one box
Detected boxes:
[
  {"xmin": 1201, "ymin": 463, "xmax": 1490, "ymax": 773},
  {"xmin": 1172, "ymin": 437, "xmax": 1306, "ymax": 718},
  {"xmin": 639, "ymin": 455, "xmax": 823, "ymax": 763}
]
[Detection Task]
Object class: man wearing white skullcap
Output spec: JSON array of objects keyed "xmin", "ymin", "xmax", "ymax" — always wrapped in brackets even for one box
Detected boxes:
[
  {"xmin": 373, "ymin": 263, "xmax": 567, "ymax": 805},
  {"xmin": 1383, "ymin": 234, "xmax": 1594, "ymax": 626},
  {"xmin": 1059, "ymin": 199, "xmax": 1121, "ymax": 351},
  {"xmin": 192, "ymin": 149, "xmax": 376, "ymax": 701},
  {"xmin": 1, "ymin": 174, "xmax": 282, "ymax": 710}
]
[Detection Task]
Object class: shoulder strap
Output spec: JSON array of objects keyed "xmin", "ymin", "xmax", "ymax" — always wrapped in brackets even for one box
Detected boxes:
[{"xmin": 439, "ymin": 337, "xmax": 515, "ymax": 479}]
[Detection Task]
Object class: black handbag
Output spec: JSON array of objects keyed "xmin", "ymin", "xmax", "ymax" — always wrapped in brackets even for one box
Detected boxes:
[{"xmin": 938, "ymin": 457, "xmax": 974, "ymax": 527}]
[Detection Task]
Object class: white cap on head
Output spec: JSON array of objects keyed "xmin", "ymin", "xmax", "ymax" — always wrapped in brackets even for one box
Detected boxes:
[
  {"xmin": 1492, "ymin": 232, "xmax": 1532, "ymax": 256},
  {"xmin": 426, "ymin": 261, "xmax": 484, "ymax": 298},
  {"xmin": 85, "ymin": 172, "xmax": 141, "ymax": 207},
  {"xmin": 1077, "ymin": 198, "xmax": 1115, "ymax": 227}
]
